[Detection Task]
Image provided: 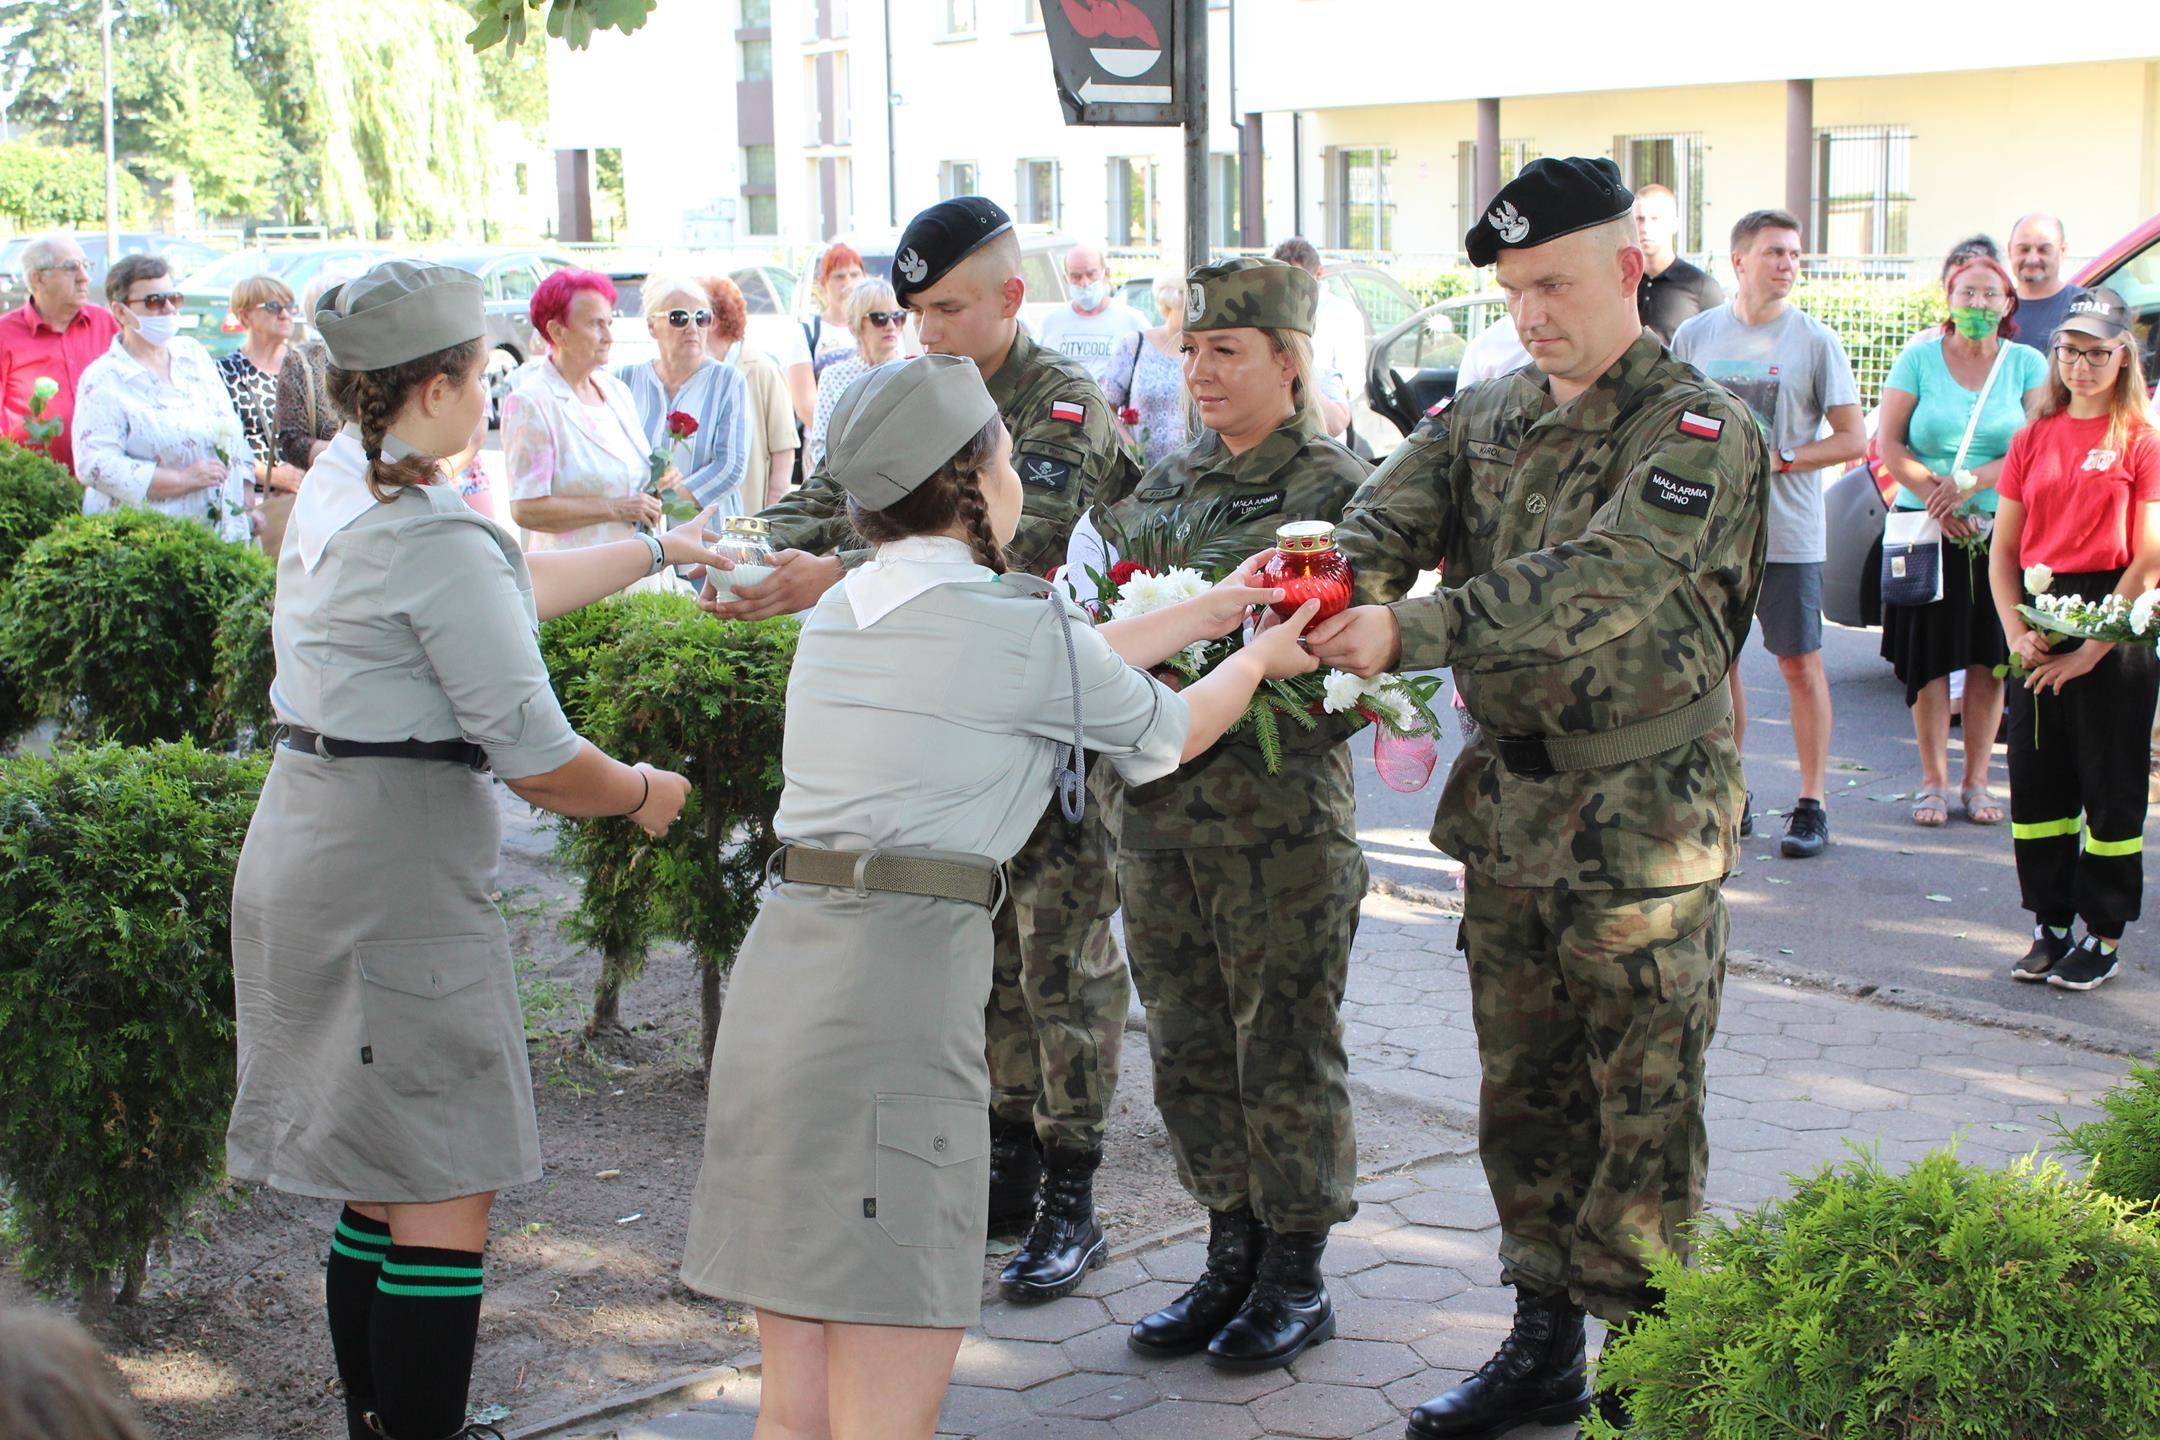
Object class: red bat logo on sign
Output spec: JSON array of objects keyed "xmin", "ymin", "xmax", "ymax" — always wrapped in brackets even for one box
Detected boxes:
[{"xmin": 1059, "ymin": 0, "xmax": 1160, "ymax": 44}]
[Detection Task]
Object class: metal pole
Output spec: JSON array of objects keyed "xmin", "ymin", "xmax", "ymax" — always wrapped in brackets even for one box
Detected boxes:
[
  {"xmin": 101, "ymin": 0, "xmax": 118, "ymax": 259},
  {"xmin": 1785, "ymin": 78, "xmax": 1814, "ymax": 246},
  {"xmin": 1475, "ymin": 97, "xmax": 1500, "ymax": 215},
  {"xmin": 1182, "ymin": 0, "xmax": 1208, "ymax": 276},
  {"xmin": 883, "ymin": 0, "xmax": 898, "ymax": 224}
]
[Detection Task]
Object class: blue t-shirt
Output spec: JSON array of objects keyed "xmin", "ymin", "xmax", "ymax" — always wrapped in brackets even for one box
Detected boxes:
[{"xmin": 1883, "ymin": 335, "xmax": 2049, "ymax": 514}]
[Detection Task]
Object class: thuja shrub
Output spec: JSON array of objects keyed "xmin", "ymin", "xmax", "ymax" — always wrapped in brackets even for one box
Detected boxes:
[
  {"xmin": 1586, "ymin": 1149, "xmax": 2160, "ymax": 1439},
  {"xmin": 2058, "ymin": 1055, "xmax": 2160, "ymax": 1206},
  {"xmin": 211, "ymin": 576, "xmax": 277, "ymax": 745},
  {"xmin": 0, "ymin": 510, "xmax": 273, "ymax": 746},
  {"xmin": 0, "ymin": 439, "xmax": 79, "ymax": 742},
  {"xmin": 0, "ymin": 741, "xmax": 268, "ymax": 1313}
]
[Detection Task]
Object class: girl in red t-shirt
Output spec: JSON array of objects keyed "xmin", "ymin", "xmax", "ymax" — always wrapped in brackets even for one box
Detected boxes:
[{"xmin": 1989, "ymin": 287, "xmax": 2160, "ymax": 992}]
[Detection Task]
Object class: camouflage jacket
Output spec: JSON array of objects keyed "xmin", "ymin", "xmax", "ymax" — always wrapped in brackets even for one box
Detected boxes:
[
  {"xmin": 1102, "ymin": 413, "xmax": 1371, "ymax": 851},
  {"xmin": 758, "ymin": 331, "xmax": 1138, "ymax": 577},
  {"xmin": 1334, "ymin": 332, "xmax": 1768, "ymax": 889}
]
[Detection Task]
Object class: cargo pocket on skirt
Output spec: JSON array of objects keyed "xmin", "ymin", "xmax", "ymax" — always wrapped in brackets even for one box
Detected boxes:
[
  {"xmin": 354, "ymin": 934, "xmax": 510, "ymax": 1097},
  {"xmin": 873, "ymin": 1094, "xmax": 988, "ymax": 1249}
]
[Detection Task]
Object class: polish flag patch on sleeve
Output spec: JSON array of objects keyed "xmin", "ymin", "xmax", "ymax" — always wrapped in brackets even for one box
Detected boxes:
[
  {"xmin": 1678, "ymin": 410, "xmax": 1724, "ymax": 441},
  {"xmin": 1051, "ymin": 400, "xmax": 1087, "ymax": 425}
]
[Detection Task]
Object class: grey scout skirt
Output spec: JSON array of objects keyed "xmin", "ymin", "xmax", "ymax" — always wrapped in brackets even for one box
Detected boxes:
[
  {"xmin": 225, "ymin": 747, "xmax": 540, "ymax": 1203},
  {"xmin": 681, "ymin": 879, "xmax": 994, "ymax": 1328}
]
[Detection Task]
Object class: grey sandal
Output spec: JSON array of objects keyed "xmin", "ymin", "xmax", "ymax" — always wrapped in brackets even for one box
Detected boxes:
[{"xmin": 1911, "ymin": 789, "xmax": 1948, "ymax": 827}]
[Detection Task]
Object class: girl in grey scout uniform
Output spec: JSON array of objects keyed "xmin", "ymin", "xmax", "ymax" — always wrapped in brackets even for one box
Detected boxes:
[
  {"xmin": 224, "ymin": 260, "xmax": 723, "ymax": 1440},
  {"xmin": 1108, "ymin": 259, "xmax": 1371, "ymax": 1373},
  {"xmin": 678, "ymin": 354, "xmax": 1324, "ymax": 1440}
]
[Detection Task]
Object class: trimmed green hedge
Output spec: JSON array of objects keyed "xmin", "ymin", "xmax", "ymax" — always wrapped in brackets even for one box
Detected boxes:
[
  {"xmin": 0, "ymin": 741, "xmax": 267, "ymax": 1312},
  {"xmin": 211, "ymin": 576, "xmax": 278, "ymax": 746},
  {"xmin": 0, "ymin": 440, "xmax": 80, "ymax": 742},
  {"xmin": 2058, "ymin": 1055, "xmax": 2160, "ymax": 1206}
]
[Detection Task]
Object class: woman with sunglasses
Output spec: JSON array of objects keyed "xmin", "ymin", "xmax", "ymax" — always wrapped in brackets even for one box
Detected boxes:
[
  {"xmin": 615, "ymin": 273, "xmax": 752, "ymax": 516},
  {"xmin": 806, "ymin": 278, "xmax": 908, "ymax": 470},
  {"xmin": 1988, "ymin": 287, "xmax": 2160, "ymax": 993},
  {"xmin": 72, "ymin": 253, "xmax": 252, "ymax": 542},
  {"xmin": 217, "ymin": 273, "xmax": 309, "ymax": 555}
]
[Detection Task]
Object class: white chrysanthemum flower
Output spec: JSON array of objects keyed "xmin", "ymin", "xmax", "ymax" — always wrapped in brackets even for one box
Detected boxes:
[
  {"xmin": 1368, "ymin": 683, "xmax": 1420, "ymax": 732},
  {"xmin": 1161, "ymin": 566, "xmax": 1211, "ymax": 602},
  {"xmin": 1952, "ymin": 469, "xmax": 1978, "ymax": 492},
  {"xmin": 1109, "ymin": 571, "xmax": 1171, "ymax": 619},
  {"xmin": 1321, "ymin": 670, "xmax": 1372, "ymax": 714},
  {"xmin": 2134, "ymin": 592, "xmax": 2160, "ymax": 637},
  {"xmin": 2023, "ymin": 564, "xmax": 2053, "ymax": 595}
]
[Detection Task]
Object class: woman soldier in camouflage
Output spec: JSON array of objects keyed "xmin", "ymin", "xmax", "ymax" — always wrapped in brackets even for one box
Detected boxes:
[{"xmin": 1109, "ymin": 258, "xmax": 1373, "ymax": 1371}]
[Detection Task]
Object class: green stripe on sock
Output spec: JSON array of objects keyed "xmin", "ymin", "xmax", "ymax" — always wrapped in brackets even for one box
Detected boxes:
[
  {"xmin": 2012, "ymin": 816, "xmax": 2081, "ymax": 841},
  {"xmin": 335, "ymin": 1220, "xmax": 392, "ymax": 1250},
  {"xmin": 2085, "ymin": 833, "xmax": 2144, "ymax": 857},
  {"xmin": 380, "ymin": 1260, "xmax": 485, "ymax": 1280},
  {"xmin": 376, "ymin": 1279, "xmax": 485, "ymax": 1298},
  {"xmin": 330, "ymin": 1237, "xmax": 388, "ymax": 1265}
]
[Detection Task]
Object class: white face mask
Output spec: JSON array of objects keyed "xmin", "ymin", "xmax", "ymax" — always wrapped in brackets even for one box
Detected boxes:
[
  {"xmin": 132, "ymin": 312, "xmax": 180, "ymax": 347},
  {"xmin": 1072, "ymin": 281, "xmax": 1107, "ymax": 311}
]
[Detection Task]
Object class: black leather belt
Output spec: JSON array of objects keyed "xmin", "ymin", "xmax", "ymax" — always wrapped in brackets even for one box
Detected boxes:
[{"xmin": 280, "ymin": 726, "xmax": 490, "ymax": 771}]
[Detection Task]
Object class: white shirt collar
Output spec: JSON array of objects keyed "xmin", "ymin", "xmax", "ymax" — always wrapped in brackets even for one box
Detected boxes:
[
  {"xmin": 292, "ymin": 425, "xmax": 420, "ymax": 572},
  {"xmin": 841, "ymin": 535, "xmax": 991, "ymax": 629}
]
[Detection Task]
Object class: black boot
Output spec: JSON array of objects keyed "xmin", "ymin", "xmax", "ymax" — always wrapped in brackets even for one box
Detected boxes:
[
  {"xmin": 1406, "ymin": 1287, "xmax": 1591, "ymax": 1438},
  {"xmin": 1128, "ymin": 1206, "xmax": 1265, "ymax": 1355},
  {"xmin": 986, "ymin": 1115, "xmax": 1042, "ymax": 1239},
  {"xmin": 1203, "ymin": 1228, "xmax": 1334, "ymax": 1371},
  {"xmin": 1000, "ymin": 1148, "xmax": 1108, "ymax": 1301}
]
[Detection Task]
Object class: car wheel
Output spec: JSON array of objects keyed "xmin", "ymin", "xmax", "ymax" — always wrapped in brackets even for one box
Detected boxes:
[{"xmin": 485, "ymin": 346, "xmax": 521, "ymax": 430}]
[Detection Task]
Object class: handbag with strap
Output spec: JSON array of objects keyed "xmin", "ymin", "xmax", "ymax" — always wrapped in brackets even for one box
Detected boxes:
[{"xmin": 1877, "ymin": 340, "xmax": 2011, "ymax": 608}]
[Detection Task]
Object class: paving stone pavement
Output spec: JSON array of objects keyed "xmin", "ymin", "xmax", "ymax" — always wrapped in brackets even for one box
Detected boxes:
[{"xmin": 565, "ymin": 890, "xmax": 2138, "ymax": 1440}]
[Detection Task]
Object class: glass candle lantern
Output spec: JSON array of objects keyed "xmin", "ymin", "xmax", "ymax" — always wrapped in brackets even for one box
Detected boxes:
[
  {"xmin": 702, "ymin": 514, "xmax": 776, "ymax": 595},
  {"xmin": 1257, "ymin": 520, "xmax": 1354, "ymax": 623}
]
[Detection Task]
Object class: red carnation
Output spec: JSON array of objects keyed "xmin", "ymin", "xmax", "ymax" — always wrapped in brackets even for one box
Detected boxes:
[
  {"xmin": 666, "ymin": 410, "xmax": 699, "ymax": 440},
  {"xmin": 1119, "ymin": 406, "xmax": 1141, "ymax": 427},
  {"xmin": 1106, "ymin": 559, "xmax": 1151, "ymax": 588}
]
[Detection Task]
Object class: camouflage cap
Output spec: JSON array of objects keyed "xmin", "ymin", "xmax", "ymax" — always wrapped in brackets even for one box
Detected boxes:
[{"xmin": 1182, "ymin": 257, "xmax": 1317, "ymax": 336}]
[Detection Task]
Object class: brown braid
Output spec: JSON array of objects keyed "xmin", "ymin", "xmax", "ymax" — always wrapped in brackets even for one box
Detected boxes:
[
  {"xmin": 847, "ymin": 416, "xmax": 1008, "ymax": 573},
  {"xmin": 323, "ymin": 338, "xmax": 485, "ymax": 503}
]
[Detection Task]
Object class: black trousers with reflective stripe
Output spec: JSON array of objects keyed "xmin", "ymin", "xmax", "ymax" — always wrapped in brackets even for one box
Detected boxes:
[{"xmin": 2006, "ymin": 572, "xmax": 2159, "ymax": 937}]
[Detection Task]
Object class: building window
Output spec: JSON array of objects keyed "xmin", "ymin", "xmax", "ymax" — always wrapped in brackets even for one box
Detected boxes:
[
  {"xmin": 1613, "ymin": 132, "xmax": 1705, "ymax": 253},
  {"xmin": 740, "ymin": 0, "xmax": 770, "ymax": 24},
  {"xmin": 747, "ymin": 194, "xmax": 779, "ymax": 235},
  {"xmin": 1455, "ymin": 138, "xmax": 1537, "ymax": 230},
  {"xmin": 740, "ymin": 38, "xmax": 771, "ymax": 81},
  {"xmin": 940, "ymin": 160, "xmax": 979, "ymax": 200},
  {"xmin": 744, "ymin": 144, "xmax": 776, "ymax": 187},
  {"xmin": 1812, "ymin": 125, "xmax": 1913, "ymax": 258},
  {"xmin": 1108, "ymin": 158, "xmax": 1159, "ymax": 247},
  {"xmin": 1016, "ymin": 0, "xmax": 1042, "ymax": 25},
  {"xmin": 1210, "ymin": 154, "xmax": 1241, "ymax": 247},
  {"xmin": 1328, "ymin": 147, "xmax": 1395, "ymax": 252},
  {"xmin": 941, "ymin": 0, "xmax": 975, "ymax": 36},
  {"xmin": 1017, "ymin": 158, "xmax": 1059, "ymax": 225},
  {"xmin": 743, "ymin": 144, "xmax": 777, "ymax": 236},
  {"xmin": 832, "ymin": 51, "xmax": 852, "ymax": 145}
]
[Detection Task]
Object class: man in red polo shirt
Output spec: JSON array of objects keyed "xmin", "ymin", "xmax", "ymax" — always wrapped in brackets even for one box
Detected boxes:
[{"xmin": 0, "ymin": 234, "xmax": 120, "ymax": 474}]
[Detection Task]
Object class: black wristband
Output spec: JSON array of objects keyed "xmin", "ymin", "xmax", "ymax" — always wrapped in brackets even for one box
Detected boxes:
[{"xmin": 621, "ymin": 767, "xmax": 649, "ymax": 817}]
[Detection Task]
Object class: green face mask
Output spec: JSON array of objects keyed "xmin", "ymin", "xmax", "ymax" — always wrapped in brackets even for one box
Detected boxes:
[{"xmin": 1950, "ymin": 306, "xmax": 1999, "ymax": 341}]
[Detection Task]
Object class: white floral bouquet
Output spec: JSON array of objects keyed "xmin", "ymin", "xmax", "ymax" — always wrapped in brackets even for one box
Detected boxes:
[{"xmin": 2018, "ymin": 578, "xmax": 2160, "ymax": 647}]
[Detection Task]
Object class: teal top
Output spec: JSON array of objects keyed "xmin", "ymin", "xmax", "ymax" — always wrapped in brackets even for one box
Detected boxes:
[{"xmin": 1883, "ymin": 334, "xmax": 2049, "ymax": 514}]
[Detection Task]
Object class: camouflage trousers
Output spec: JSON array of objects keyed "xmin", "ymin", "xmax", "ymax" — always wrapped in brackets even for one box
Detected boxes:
[
  {"xmin": 986, "ymin": 797, "xmax": 1129, "ymax": 1153},
  {"xmin": 1460, "ymin": 872, "xmax": 1726, "ymax": 1324},
  {"xmin": 1120, "ymin": 832, "xmax": 1365, "ymax": 1233}
]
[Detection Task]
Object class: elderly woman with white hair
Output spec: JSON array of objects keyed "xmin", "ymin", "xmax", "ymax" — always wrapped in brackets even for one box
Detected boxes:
[
  {"xmin": 614, "ymin": 272, "xmax": 751, "ymax": 516},
  {"xmin": 806, "ymin": 277, "xmax": 909, "ymax": 471}
]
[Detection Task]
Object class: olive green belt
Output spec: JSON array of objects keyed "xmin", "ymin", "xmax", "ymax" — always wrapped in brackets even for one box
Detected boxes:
[
  {"xmin": 1485, "ymin": 678, "xmax": 1733, "ymax": 779},
  {"xmin": 769, "ymin": 845, "xmax": 1006, "ymax": 911}
]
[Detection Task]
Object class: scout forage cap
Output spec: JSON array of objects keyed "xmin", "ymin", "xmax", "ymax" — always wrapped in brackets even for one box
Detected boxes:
[
  {"xmin": 1183, "ymin": 257, "xmax": 1318, "ymax": 336},
  {"xmin": 825, "ymin": 354, "xmax": 1000, "ymax": 511},
  {"xmin": 313, "ymin": 260, "xmax": 485, "ymax": 371},
  {"xmin": 892, "ymin": 196, "xmax": 1016, "ymax": 306},
  {"xmin": 1465, "ymin": 156, "xmax": 1635, "ymax": 267},
  {"xmin": 2057, "ymin": 286, "xmax": 2131, "ymax": 341}
]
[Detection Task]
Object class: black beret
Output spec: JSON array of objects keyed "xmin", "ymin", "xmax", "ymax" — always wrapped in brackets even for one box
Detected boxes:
[
  {"xmin": 1464, "ymin": 157, "xmax": 1634, "ymax": 267},
  {"xmin": 892, "ymin": 196, "xmax": 1014, "ymax": 305}
]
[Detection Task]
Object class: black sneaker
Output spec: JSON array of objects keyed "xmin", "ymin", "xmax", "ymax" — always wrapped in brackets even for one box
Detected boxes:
[
  {"xmin": 1780, "ymin": 799, "xmax": 1829, "ymax": 858},
  {"xmin": 2013, "ymin": 927, "xmax": 2071, "ymax": 982},
  {"xmin": 2048, "ymin": 936, "xmax": 2121, "ymax": 992},
  {"xmin": 1738, "ymin": 789, "xmax": 1754, "ymax": 838}
]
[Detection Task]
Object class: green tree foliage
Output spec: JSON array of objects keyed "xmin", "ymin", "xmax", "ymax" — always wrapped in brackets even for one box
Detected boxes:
[
  {"xmin": 0, "ymin": 439, "xmax": 79, "ymax": 742},
  {"xmin": 2058, "ymin": 1055, "xmax": 2160, "ymax": 1206},
  {"xmin": 0, "ymin": 740, "xmax": 268, "ymax": 1313},
  {"xmin": 1585, "ymin": 1148, "xmax": 2160, "ymax": 1439},
  {"xmin": 0, "ymin": 142, "xmax": 146, "ymax": 228},
  {"xmin": 0, "ymin": 509, "xmax": 272, "ymax": 746},
  {"xmin": 463, "ymin": 0, "xmax": 657, "ymax": 53}
]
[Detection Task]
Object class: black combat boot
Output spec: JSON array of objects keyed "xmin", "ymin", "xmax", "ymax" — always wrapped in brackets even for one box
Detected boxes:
[
  {"xmin": 1000, "ymin": 1148, "xmax": 1108, "ymax": 1301},
  {"xmin": 986, "ymin": 1115, "xmax": 1042, "ymax": 1239},
  {"xmin": 1406, "ymin": 1287, "xmax": 1591, "ymax": 1437},
  {"xmin": 1203, "ymin": 1228, "xmax": 1334, "ymax": 1371},
  {"xmin": 1128, "ymin": 1206, "xmax": 1265, "ymax": 1355}
]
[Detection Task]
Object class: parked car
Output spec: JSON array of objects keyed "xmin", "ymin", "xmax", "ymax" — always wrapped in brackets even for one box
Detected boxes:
[
  {"xmin": 1364, "ymin": 290, "xmax": 1510, "ymax": 444},
  {"xmin": 732, "ymin": 263, "xmax": 806, "ymax": 369},
  {"xmin": 428, "ymin": 248, "xmax": 578, "ymax": 425},
  {"xmin": 0, "ymin": 232, "xmax": 228, "ymax": 314},
  {"xmin": 174, "ymin": 244, "xmax": 395, "ymax": 359}
]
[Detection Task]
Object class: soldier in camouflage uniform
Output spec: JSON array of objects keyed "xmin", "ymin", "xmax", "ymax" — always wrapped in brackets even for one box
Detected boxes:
[
  {"xmin": 1107, "ymin": 259, "xmax": 1373, "ymax": 1373},
  {"xmin": 1309, "ymin": 160, "xmax": 1766, "ymax": 1439},
  {"xmin": 706, "ymin": 198, "xmax": 1141, "ymax": 1302}
]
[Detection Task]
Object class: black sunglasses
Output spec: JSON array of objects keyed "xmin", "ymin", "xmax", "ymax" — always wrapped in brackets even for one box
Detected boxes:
[
  {"xmin": 864, "ymin": 311, "xmax": 906, "ymax": 328},
  {"xmin": 665, "ymin": 308, "xmax": 714, "ymax": 329},
  {"xmin": 257, "ymin": 301, "xmax": 299, "ymax": 317},
  {"xmin": 126, "ymin": 292, "xmax": 184, "ymax": 313}
]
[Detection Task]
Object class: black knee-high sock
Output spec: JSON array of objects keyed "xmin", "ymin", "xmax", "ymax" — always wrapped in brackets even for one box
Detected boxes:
[
  {"xmin": 326, "ymin": 1208, "xmax": 392, "ymax": 1439},
  {"xmin": 369, "ymin": 1244, "xmax": 485, "ymax": 1440}
]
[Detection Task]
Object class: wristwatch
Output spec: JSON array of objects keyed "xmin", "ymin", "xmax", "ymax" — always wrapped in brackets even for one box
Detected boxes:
[
  {"xmin": 638, "ymin": 530, "xmax": 666, "ymax": 575},
  {"xmin": 1778, "ymin": 447, "xmax": 1796, "ymax": 473}
]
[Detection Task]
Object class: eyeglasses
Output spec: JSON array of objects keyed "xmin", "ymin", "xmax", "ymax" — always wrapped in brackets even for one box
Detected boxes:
[
  {"xmin": 664, "ymin": 308, "xmax": 714, "ymax": 329},
  {"xmin": 34, "ymin": 260, "xmax": 90, "ymax": 277},
  {"xmin": 864, "ymin": 311, "xmax": 906, "ymax": 328},
  {"xmin": 2054, "ymin": 342, "xmax": 2123, "ymax": 369},
  {"xmin": 125, "ymin": 292, "xmax": 183, "ymax": 313},
  {"xmin": 257, "ymin": 301, "xmax": 299, "ymax": 317}
]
